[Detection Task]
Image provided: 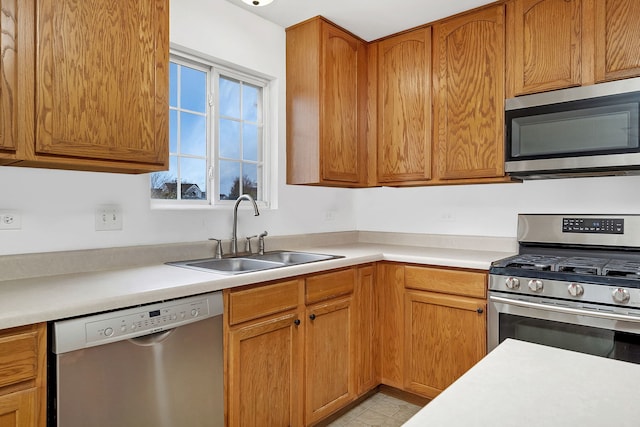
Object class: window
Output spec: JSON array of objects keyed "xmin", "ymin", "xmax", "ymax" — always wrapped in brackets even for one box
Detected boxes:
[{"xmin": 151, "ymin": 53, "xmax": 269, "ymax": 207}]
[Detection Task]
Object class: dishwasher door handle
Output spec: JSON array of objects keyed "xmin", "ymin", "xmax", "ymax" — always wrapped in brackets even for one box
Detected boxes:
[{"xmin": 128, "ymin": 329, "xmax": 175, "ymax": 346}]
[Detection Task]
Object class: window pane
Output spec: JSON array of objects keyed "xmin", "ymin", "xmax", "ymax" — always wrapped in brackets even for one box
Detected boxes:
[
  {"xmin": 220, "ymin": 119, "xmax": 240, "ymax": 159},
  {"xmin": 243, "ymin": 163, "xmax": 258, "ymax": 200},
  {"xmin": 219, "ymin": 77, "xmax": 241, "ymax": 118},
  {"xmin": 180, "ymin": 112, "xmax": 206, "ymax": 156},
  {"xmin": 150, "ymin": 157, "xmax": 178, "ymax": 199},
  {"xmin": 220, "ymin": 160, "xmax": 240, "ymax": 200},
  {"xmin": 169, "ymin": 110, "xmax": 178, "ymax": 153},
  {"xmin": 180, "ymin": 66, "xmax": 207, "ymax": 113},
  {"xmin": 180, "ymin": 158, "xmax": 207, "ymax": 200},
  {"xmin": 243, "ymin": 84, "xmax": 259, "ymax": 122},
  {"xmin": 170, "ymin": 63, "xmax": 178, "ymax": 107},
  {"xmin": 243, "ymin": 124, "xmax": 259, "ymax": 161}
]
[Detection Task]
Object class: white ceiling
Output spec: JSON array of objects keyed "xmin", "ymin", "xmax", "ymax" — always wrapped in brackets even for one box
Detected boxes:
[{"xmin": 225, "ymin": 0, "xmax": 495, "ymax": 41}]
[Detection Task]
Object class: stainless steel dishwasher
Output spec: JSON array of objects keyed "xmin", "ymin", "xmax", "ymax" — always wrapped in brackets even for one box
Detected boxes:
[{"xmin": 51, "ymin": 292, "xmax": 223, "ymax": 427}]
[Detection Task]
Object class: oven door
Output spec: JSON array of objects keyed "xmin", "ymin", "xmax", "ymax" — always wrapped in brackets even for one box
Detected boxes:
[{"xmin": 488, "ymin": 292, "xmax": 640, "ymax": 364}]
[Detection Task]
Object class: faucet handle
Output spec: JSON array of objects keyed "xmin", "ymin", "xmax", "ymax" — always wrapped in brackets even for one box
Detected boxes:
[
  {"xmin": 258, "ymin": 231, "xmax": 268, "ymax": 255},
  {"xmin": 245, "ymin": 235, "xmax": 258, "ymax": 254},
  {"xmin": 209, "ymin": 238, "xmax": 224, "ymax": 259}
]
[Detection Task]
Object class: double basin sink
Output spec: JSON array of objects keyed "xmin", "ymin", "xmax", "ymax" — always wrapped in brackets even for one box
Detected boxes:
[{"xmin": 168, "ymin": 250, "xmax": 344, "ymax": 275}]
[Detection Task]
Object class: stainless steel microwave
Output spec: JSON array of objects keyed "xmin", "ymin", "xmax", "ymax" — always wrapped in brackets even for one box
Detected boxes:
[{"xmin": 505, "ymin": 77, "xmax": 640, "ymax": 179}]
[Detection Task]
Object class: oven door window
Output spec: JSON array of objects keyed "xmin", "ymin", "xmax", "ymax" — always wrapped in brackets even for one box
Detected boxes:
[{"xmin": 499, "ymin": 313, "xmax": 640, "ymax": 364}]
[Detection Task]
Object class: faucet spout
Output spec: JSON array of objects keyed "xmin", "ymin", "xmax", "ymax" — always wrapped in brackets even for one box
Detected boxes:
[{"xmin": 231, "ymin": 194, "xmax": 260, "ymax": 256}]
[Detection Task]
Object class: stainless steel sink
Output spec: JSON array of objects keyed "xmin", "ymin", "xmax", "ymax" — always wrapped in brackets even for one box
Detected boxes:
[
  {"xmin": 167, "ymin": 250, "xmax": 343, "ymax": 275},
  {"xmin": 249, "ymin": 251, "xmax": 340, "ymax": 265}
]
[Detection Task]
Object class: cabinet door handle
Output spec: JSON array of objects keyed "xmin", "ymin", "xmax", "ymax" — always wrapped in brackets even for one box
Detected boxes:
[
  {"xmin": 477, "ymin": 308, "xmax": 484, "ymax": 314},
  {"xmin": 309, "ymin": 314, "xmax": 316, "ymax": 321},
  {"xmin": 294, "ymin": 319, "xmax": 301, "ymax": 326}
]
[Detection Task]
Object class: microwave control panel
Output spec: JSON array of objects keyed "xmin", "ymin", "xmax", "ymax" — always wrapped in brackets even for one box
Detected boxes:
[{"xmin": 562, "ymin": 217, "xmax": 624, "ymax": 234}]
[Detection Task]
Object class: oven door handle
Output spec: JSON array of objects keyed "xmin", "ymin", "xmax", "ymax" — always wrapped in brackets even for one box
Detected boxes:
[{"xmin": 490, "ymin": 295, "xmax": 640, "ymax": 323}]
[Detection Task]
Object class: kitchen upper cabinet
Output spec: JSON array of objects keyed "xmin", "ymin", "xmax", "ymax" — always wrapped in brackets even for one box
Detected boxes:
[
  {"xmin": 507, "ymin": 0, "xmax": 640, "ymax": 96},
  {"xmin": 0, "ymin": 0, "xmax": 21, "ymax": 161},
  {"xmin": 0, "ymin": 323, "xmax": 47, "ymax": 427},
  {"xmin": 403, "ymin": 266, "xmax": 487, "ymax": 399},
  {"xmin": 506, "ymin": 0, "xmax": 583, "ymax": 96},
  {"xmin": 0, "ymin": 0, "xmax": 169, "ymax": 173},
  {"xmin": 433, "ymin": 5, "xmax": 507, "ymax": 181},
  {"xmin": 286, "ymin": 17, "xmax": 368, "ymax": 187},
  {"xmin": 594, "ymin": 0, "xmax": 640, "ymax": 83},
  {"xmin": 375, "ymin": 27, "xmax": 432, "ymax": 185}
]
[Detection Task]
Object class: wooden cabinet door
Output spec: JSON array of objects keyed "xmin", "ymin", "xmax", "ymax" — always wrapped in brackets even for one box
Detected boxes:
[
  {"xmin": 433, "ymin": 5, "xmax": 505, "ymax": 181},
  {"xmin": 0, "ymin": 0, "xmax": 21, "ymax": 159},
  {"xmin": 305, "ymin": 297, "xmax": 356, "ymax": 425},
  {"xmin": 355, "ymin": 265, "xmax": 378, "ymax": 395},
  {"xmin": 33, "ymin": 0, "xmax": 168, "ymax": 171},
  {"xmin": 376, "ymin": 27, "xmax": 432, "ymax": 184},
  {"xmin": 404, "ymin": 291, "xmax": 486, "ymax": 399},
  {"xmin": 594, "ymin": 0, "xmax": 640, "ymax": 82},
  {"xmin": 507, "ymin": 0, "xmax": 583, "ymax": 96},
  {"xmin": 0, "ymin": 388, "xmax": 37, "ymax": 427},
  {"xmin": 321, "ymin": 22, "xmax": 367, "ymax": 184},
  {"xmin": 227, "ymin": 312, "xmax": 303, "ymax": 427}
]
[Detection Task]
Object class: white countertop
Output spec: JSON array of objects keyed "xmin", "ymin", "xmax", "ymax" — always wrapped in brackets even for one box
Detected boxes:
[
  {"xmin": 404, "ymin": 339, "xmax": 640, "ymax": 427},
  {"xmin": 0, "ymin": 242, "xmax": 513, "ymax": 329}
]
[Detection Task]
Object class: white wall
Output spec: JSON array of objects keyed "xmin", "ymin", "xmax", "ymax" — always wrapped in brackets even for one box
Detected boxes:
[
  {"xmin": 354, "ymin": 175, "xmax": 640, "ymax": 238},
  {"xmin": 0, "ymin": 0, "xmax": 356, "ymax": 256}
]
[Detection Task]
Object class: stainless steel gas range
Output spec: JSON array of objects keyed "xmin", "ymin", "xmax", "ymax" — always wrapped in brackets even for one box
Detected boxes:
[{"xmin": 488, "ymin": 214, "xmax": 640, "ymax": 363}]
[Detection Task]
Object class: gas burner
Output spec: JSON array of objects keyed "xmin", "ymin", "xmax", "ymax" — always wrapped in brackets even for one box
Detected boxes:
[
  {"xmin": 603, "ymin": 260, "xmax": 640, "ymax": 279},
  {"xmin": 501, "ymin": 254, "xmax": 565, "ymax": 271},
  {"xmin": 556, "ymin": 257, "xmax": 609, "ymax": 276}
]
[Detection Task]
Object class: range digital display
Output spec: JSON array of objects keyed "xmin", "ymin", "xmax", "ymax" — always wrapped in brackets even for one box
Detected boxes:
[
  {"xmin": 562, "ymin": 217, "xmax": 624, "ymax": 234},
  {"xmin": 149, "ymin": 309, "xmax": 161, "ymax": 318}
]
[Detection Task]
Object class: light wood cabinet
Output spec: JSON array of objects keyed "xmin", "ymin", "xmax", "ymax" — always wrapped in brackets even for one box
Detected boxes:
[
  {"xmin": 0, "ymin": 0, "xmax": 169, "ymax": 173},
  {"xmin": 0, "ymin": 0, "xmax": 22, "ymax": 161},
  {"xmin": 0, "ymin": 323, "xmax": 47, "ymax": 427},
  {"xmin": 225, "ymin": 267, "xmax": 374, "ymax": 426},
  {"xmin": 403, "ymin": 266, "xmax": 487, "ymax": 399},
  {"xmin": 286, "ymin": 17, "xmax": 368, "ymax": 187},
  {"xmin": 433, "ymin": 4, "xmax": 507, "ymax": 182},
  {"xmin": 355, "ymin": 265, "xmax": 377, "ymax": 394},
  {"xmin": 507, "ymin": 0, "xmax": 640, "ymax": 96},
  {"xmin": 375, "ymin": 27, "xmax": 432, "ymax": 185},
  {"xmin": 594, "ymin": 0, "xmax": 640, "ymax": 83}
]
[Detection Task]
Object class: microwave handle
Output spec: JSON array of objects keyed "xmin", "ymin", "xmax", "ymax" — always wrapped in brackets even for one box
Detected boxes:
[{"xmin": 490, "ymin": 295, "xmax": 640, "ymax": 323}]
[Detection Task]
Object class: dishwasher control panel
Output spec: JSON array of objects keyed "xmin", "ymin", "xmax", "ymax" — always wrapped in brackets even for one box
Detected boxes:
[{"xmin": 53, "ymin": 292, "xmax": 223, "ymax": 354}]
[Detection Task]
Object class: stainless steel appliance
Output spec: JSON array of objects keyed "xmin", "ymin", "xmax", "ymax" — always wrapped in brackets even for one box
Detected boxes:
[
  {"xmin": 51, "ymin": 292, "xmax": 223, "ymax": 427},
  {"xmin": 505, "ymin": 77, "xmax": 640, "ymax": 179},
  {"xmin": 489, "ymin": 214, "xmax": 640, "ymax": 363}
]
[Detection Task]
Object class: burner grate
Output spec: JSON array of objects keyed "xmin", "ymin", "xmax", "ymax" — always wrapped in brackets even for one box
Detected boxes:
[
  {"xmin": 556, "ymin": 257, "xmax": 609, "ymax": 276},
  {"xmin": 502, "ymin": 254, "xmax": 566, "ymax": 271},
  {"xmin": 603, "ymin": 260, "xmax": 640, "ymax": 279}
]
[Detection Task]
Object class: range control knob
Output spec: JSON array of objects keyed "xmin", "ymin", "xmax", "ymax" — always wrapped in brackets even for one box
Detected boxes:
[
  {"xmin": 612, "ymin": 288, "xmax": 630, "ymax": 304},
  {"xmin": 104, "ymin": 327, "xmax": 114, "ymax": 337},
  {"xmin": 528, "ymin": 279, "xmax": 543, "ymax": 292},
  {"xmin": 505, "ymin": 277, "xmax": 520, "ymax": 290},
  {"xmin": 567, "ymin": 283, "xmax": 584, "ymax": 297}
]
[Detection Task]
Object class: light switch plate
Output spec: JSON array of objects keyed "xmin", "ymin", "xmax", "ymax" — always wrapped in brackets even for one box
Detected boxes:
[{"xmin": 95, "ymin": 205, "xmax": 122, "ymax": 231}]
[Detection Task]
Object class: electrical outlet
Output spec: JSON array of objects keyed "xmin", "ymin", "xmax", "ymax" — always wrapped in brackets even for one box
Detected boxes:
[
  {"xmin": 0, "ymin": 210, "xmax": 21, "ymax": 230},
  {"xmin": 95, "ymin": 205, "xmax": 123, "ymax": 231}
]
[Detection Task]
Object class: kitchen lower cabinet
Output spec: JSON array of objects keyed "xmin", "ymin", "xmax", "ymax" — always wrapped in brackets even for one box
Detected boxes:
[
  {"xmin": 225, "ymin": 266, "xmax": 374, "ymax": 426},
  {"xmin": 403, "ymin": 266, "xmax": 487, "ymax": 399},
  {"xmin": 0, "ymin": 323, "xmax": 47, "ymax": 427}
]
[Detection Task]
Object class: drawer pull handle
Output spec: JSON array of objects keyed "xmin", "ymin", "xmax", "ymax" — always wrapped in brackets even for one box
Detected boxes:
[
  {"xmin": 477, "ymin": 308, "xmax": 484, "ymax": 314},
  {"xmin": 309, "ymin": 314, "xmax": 316, "ymax": 321},
  {"xmin": 294, "ymin": 319, "xmax": 301, "ymax": 326}
]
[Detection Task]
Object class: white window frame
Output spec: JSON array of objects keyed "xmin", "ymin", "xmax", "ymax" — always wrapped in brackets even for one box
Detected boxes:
[{"xmin": 151, "ymin": 49, "xmax": 272, "ymax": 210}]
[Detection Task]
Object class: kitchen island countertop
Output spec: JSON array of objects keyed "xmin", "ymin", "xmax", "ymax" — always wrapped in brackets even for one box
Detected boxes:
[
  {"xmin": 0, "ymin": 241, "xmax": 514, "ymax": 329},
  {"xmin": 404, "ymin": 339, "xmax": 640, "ymax": 427}
]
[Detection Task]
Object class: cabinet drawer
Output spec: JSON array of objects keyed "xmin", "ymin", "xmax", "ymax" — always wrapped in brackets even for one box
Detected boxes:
[
  {"xmin": 228, "ymin": 280, "xmax": 301, "ymax": 325},
  {"xmin": 404, "ymin": 266, "xmax": 487, "ymax": 298},
  {"xmin": 306, "ymin": 268, "xmax": 355, "ymax": 304},
  {"xmin": 0, "ymin": 328, "xmax": 39, "ymax": 388}
]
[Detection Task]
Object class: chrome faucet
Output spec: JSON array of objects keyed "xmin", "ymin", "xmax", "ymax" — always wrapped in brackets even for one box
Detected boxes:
[{"xmin": 231, "ymin": 194, "xmax": 260, "ymax": 256}]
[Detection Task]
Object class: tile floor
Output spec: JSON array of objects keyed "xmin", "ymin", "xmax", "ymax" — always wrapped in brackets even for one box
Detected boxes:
[{"xmin": 327, "ymin": 392, "xmax": 424, "ymax": 427}]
